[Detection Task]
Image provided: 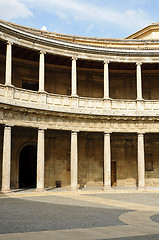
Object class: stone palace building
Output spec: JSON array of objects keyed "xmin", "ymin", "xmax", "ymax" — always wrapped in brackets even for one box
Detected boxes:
[{"xmin": 1, "ymin": 20, "xmax": 159, "ymax": 193}]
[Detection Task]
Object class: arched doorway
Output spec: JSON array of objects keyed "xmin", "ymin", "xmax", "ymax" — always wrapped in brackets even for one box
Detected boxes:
[{"xmin": 19, "ymin": 145, "xmax": 37, "ymax": 188}]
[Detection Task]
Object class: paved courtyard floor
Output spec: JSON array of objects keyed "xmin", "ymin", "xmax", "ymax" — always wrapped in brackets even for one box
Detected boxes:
[{"xmin": 1, "ymin": 188, "xmax": 159, "ymax": 239}]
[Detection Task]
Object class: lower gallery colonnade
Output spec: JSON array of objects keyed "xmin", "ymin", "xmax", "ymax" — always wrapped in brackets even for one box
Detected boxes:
[{"xmin": 1, "ymin": 125, "xmax": 146, "ymax": 193}]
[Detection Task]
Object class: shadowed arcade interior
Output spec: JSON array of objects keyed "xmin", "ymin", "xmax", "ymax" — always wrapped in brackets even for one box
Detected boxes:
[{"xmin": 19, "ymin": 145, "xmax": 37, "ymax": 188}]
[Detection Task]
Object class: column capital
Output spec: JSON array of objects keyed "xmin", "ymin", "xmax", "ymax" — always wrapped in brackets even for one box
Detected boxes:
[
  {"xmin": 4, "ymin": 125, "xmax": 12, "ymax": 130},
  {"xmin": 71, "ymin": 130, "xmax": 79, "ymax": 134},
  {"xmin": 103, "ymin": 60, "xmax": 110, "ymax": 65},
  {"xmin": 72, "ymin": 56, "xmax": 78, "ymax": 61},
  {"xmin": 38, "ymin": 128, "xmax": 46, "ymax": 132},
  {"xmin": 104, "ymin": 132, "xmax": 112, "ymax": 135},
  {"xmin": 137, "ymin": 132, "xmax": 145, "ymax": 136},
  {"xmin": 6, "ymin": 41, "xmax": 13, "ymax": 46},
  {"xmin": 39, "ymin": 50, "xmax": 46, "ymax": 55},
  {"xmin": 136, "ymin": 62, "xmax": 142, "ymax": 66}
]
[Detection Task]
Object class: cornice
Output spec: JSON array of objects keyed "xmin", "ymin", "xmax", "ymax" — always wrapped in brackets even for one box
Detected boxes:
[{"xmin": 2, "ymin": 21, "xmax": 159, "ymax": 57}]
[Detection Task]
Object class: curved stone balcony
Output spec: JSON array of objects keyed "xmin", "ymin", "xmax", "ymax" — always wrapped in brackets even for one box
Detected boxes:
[{"xmin": 1, "ymin": 84, "xmax": 159, "ymax": 117}]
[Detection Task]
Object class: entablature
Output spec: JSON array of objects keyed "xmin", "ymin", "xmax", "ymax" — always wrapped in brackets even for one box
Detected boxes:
[{"xmin": 2, "ymin": 21, "xmax": 159, "ymax": 62}]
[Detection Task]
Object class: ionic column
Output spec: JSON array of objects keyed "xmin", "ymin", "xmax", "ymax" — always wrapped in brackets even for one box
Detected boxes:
[
  {"xmin": 71, "ymin": 57, "xmax": 78, "ymax": 97},
  {"xmin": 136, "ymin": 62, "xmax": 143, "ymax": 100},
  {"xmin": 39, "ymin": 51, "xmax": 46, "ymax": 92},
  {"xmin": 71, "ymin": 131, "xmax": 78, "ymax": 190},
  {"xmin": 36, "ymin": 128, "xmax": 45, "ymax": 191},
  {"xmin": 104, "ymin": 132, "xmax": 111, "ymax": 189},
  {"xmin": 104, "ymin": 61, "xmax": 110, "ymax": 99},
  {"xmin": 137, "ymin": 133, "xmax": 145, "ymax": 189},
  {"xmin": 5, "ymin": 41, "xmax": 12, "ymax": 86},
  {"xmin": 1, "ymin": 125, "xmax": 12, "ymax": 193}
]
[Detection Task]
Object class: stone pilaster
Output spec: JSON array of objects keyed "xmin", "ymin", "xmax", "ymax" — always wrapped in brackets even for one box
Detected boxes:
[
  {"xmin": 104, "ymin": 61, "xmax": 110, "ymax": 99},
  {"xmin": 36, "ymin": 128, "xmax": 45, "ymax": 191},
  {"xmin": 39, "ymin": 51, "xmax": 46, "ymax": 92},
  {"xmin": 5, "ymin": 41, "xmax": 12, "ymax": 86},
  {"xmin": 103, "ymin": 132, "xmax": 112, "ymax": 190},
  {"xmin": 136, "ymin": 62, "xmax": 143, "ymax": 100},
  {"xmin": 71, "ymin": 131, "xmax": 78, "ymax": 190},
  {"xmin": 137, "ymin": 133, "xmax": 145, "ymax": 189},
  {"xmin": 1, "ymin": 126, "xmax": 12, "ymax": 193},
  {"xmin": 71, "ymin": 57, "xmax": 78, "ymax": 97}
]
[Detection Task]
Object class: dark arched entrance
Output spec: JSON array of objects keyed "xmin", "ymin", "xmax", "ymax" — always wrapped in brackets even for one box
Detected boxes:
[{"xmin": 19, "ymin": 145, "xmax": 37, "ymax": 188}]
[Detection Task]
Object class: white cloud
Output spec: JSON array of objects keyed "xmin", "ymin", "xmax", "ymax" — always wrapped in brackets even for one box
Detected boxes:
[
  {"xmin": 20, "ymin": 0, "xmax": 151, "ymax": 31},
  {"xmin": 41, "ymin": 26, "xmax": 47, "ymax": 31},
  {"xmin": 0, "ymin": 0, "xmax": 32, "ymax": 20}
]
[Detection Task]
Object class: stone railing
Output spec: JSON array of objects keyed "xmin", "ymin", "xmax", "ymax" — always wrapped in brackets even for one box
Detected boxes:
[{"xmin": 0, "ymin": 84, "xmax": 159, "ymax": 117}]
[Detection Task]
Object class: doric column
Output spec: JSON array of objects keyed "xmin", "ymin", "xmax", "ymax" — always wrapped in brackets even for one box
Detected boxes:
[
  {"xmin": 71, "ymin": 131, "xmax": 78, "ymax": 190},
  {"xmin": 137, "ymin": 133, "xmax": 145, "ymax": 189},
  {"xmin": 5, "ymin": 41, "xmax": 12, "ymax": 86},
  {"xmin": 104, "ymin": 61, "xmax": 110, "ymax": 99},
  {"xmin": 104, "ymin": 132, "xmax": 111, "ymax": 189},
  {"xmin": 71, "ymin": 57, "xmax": 78, "ymax": 97},
  {"xmin": 136, "ymin": 62, "xmax": 143, "ymax": 100},
  {"xmin": 36, "ymin": 128, "xmax": 45, "ymax": 191},
  {"xmin": 39, "ymin": 51, "xmax": 46, "ymax": 92},
  {"xmin": 1, "ymin": 125, "xmax": 12, "ymax": 193}
]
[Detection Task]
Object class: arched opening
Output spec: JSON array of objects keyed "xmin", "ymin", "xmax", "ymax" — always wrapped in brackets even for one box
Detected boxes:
[{"xmin": 19, "ymin": 145, "xmax": 37, "ymax": 188}]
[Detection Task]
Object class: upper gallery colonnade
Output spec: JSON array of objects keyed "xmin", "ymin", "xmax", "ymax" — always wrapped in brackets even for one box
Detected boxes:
[{"xmin": 4, "ymin": 41, "xmax": 147, "ymax": 101}]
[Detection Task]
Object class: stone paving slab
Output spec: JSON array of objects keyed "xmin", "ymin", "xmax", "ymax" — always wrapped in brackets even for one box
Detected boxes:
[
  {"xmin": 88, "ymin": 193, "xmax": 159, "ymax": 207},
  {"xmin": 100, "ymin": 234, "xmax": 159, "ymax": 240},
  {"xmin": 1, "ymin": 191, "xmax": 159, "ymax": 240},
  {"xmin": 0, "ymin": 198, "xmax": 128, "ymax": 234}
]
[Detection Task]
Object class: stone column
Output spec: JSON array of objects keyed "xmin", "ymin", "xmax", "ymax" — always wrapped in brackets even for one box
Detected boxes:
[
  {"xmin": 39, "ymin": 51, "xmax": 46, "ymax": 92},
  {"xmin": 103, "ymin": 132, "xmax": 111, "ymax": 189},
  {"xmin": 136, "ymin": 62, "xmax": 143, "ymax": 100},
  {"xmin": 71, "ymin": 131, "xmax": 78, "ymax": 190},
  {"xmin": 1, "ymin": 126, "xmax": 12, "ymax": 193},
  {"xmin": 5, "ymin": 41, "xmax": 12, "ymax": 86},
  {"xmin": 104, "ymin": 61, "xmax": 110, "ymax": 99},
  {"xmin": 71, "ymin": 57, "xmax": 78, "ymax": 97},
  {"xmin": 137, "ymin": 133, "xmax": 145, "ymax": 189},
  {"xmin": 36, "ymin": 128, "xmax": 45, "ymax": 191}
]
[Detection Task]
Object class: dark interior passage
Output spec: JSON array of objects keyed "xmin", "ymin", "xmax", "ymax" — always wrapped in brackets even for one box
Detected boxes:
[{"xmin": 19, "ymin": 145, "xmax": 37, "ymax": 188}]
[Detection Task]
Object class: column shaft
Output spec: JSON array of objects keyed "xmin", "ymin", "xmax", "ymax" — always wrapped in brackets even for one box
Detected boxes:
[
  {"xmin": 138, "ymin": 133, "xmax": 145, "ymax": 189},
  {"xmin": 71, "ymin": 131, "xmax": 78, "ymax": 190},
  {"xmin": 136, "ymin": 63, "xmax": 142, "ymax": 100},
  {"xmin": 37, "ymin": 129, "xmax": 45, "ymax": 190},
  {"xmin": 5, "ymin": 42, "xmax": 12, "ymax": 86},
  {"xmin": 104, "ymin": 133, "xmax": 111, "ymax": 189},
  {"xmin": 39, "ymin": 51, "xmax": 45, "ymax": 92},
  {"xmin": 104, "ymin": 61, "xmax": 109, "ymax": 99},
  {"xmin": 1, "ymin": 126, "xmax": 11, "ymax": 193},
  {"xmin": 71, "ymin": 57, "xmax": 78, "ymax": 96}
]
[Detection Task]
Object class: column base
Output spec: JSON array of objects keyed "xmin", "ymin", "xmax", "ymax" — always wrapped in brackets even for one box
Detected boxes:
[
  {"xmin": 103, "ymin": 186, "xmax": 113, "ymax": 191},
  {"xmin": 137, "ymin": 98, "xmax": 143, "ymax": 101},
  {"xmin": 103, "ymin": 97, "xmax": 111, "ymax": 100},
  {"xmin": 38, "ymin": 90, "xmax": 46, "ymax": 93},
  {"xmin": 35, "ymin": 188, "xmax": 45, "ymax": 192},
  {"xmin": 71, "ymin": 94, "xmax": 79, "ymax": 98},
  {"xmin": 70, "ymin": 186, "xmax": 79, "ymax": 191},
  {"xmin": 1, "ymin": 189, "xmax": 11, "ymax": 194},
  {"xmin": 137, "ymin": 186, "xmax": 146, "ymax": 191},
  {"xmin": 5, "ymin": 84, "xmax": 14, "ymax": 88}
]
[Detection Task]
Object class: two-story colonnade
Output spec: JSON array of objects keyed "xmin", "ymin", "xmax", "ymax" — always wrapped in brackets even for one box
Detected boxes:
[{"xmin": 1, "ymin": 20, "xmax": 159, "ymax": 193}]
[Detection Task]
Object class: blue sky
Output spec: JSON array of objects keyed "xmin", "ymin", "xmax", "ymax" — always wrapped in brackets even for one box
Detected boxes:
[{"xmin": 0, "ymin": 0, "xmax": 158, "ymax": 38}]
